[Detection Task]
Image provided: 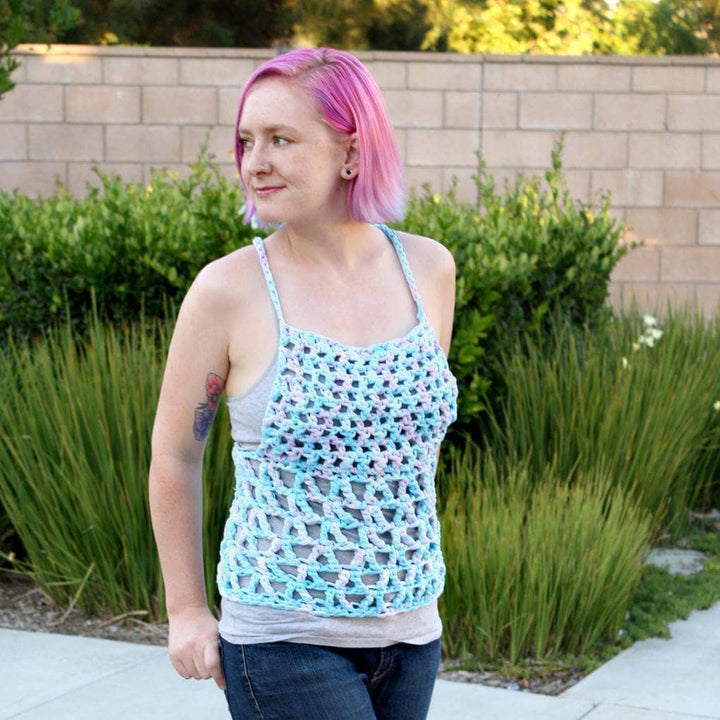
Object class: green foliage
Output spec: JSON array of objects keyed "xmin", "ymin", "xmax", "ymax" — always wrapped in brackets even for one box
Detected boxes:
[
  {"xmin": 0, "ymin": 314, "xmax": 235, "ymax": 616},
  {"xmin": 61, "ymin": 0, "xmax": 294, "ymax": 47},
  {"xmin": 0, "ymin": 152, "xmax": 254, "ymax": 341},
  {"xmin": 0, "ymin": 316, "xmax": 167, "ymax": 614},
  {"xmin": 401, "ymin": 139, "xmax": 625, "ymax": 436},
  {"xmin": 421, "ymin": 0, "xmax": 720, "ymax": 55},
  {"xmin": 292, "ymin": 0, "xmax": 431, "ymax": 50},
  {"xmin": 438, "ymin": 442, "xmax": 652, "ymax": 663},
  {"xmin": 291, "ymin": 0, "xmax": 375, "ymax": 48},
  {"xmin": 611, "ymin": 0, "xmax": 720, "ymax": 55},
  {"xmin": 0, "ymin": 0, "xmax": 80, "ymax": 100},
  {"xmin": 647, "ymin": 0, "xmax": 720, "ymax": 55},
  {"xmin": 486, "ymin": 309, "xmax": 720, "ymax": 535},
  {"xmin": 423, "ymin": 0, "xmax": 624, "ymax": 54},
  {"xmin": 0, "ymin": 1, "xmax": 24, "ymax": 98},
  {"xmin": 365, "ymin": 0, "xmax": 431, "ymax": 50},
  {"xmin": 5, "ymin": 0, "xmax": 719, "ymax": 55}
]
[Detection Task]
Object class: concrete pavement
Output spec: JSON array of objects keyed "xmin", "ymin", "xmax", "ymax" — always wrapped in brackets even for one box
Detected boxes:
[{"xmin": 1, "ymin": 602, "xmax": 719, "ymax": 719}]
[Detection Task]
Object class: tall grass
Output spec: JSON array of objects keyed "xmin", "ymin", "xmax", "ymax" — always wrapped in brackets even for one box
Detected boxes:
[
  {"xmin": 438, "ymin": 443, "xmax": 652, "ymax": 664},
  {"xmin": 0, "ymin": 316, "xmax": 234, "ymax": 617},
  {"xmin": 486, "ymin": 309, "xmax": 720, "ymax": 533}
]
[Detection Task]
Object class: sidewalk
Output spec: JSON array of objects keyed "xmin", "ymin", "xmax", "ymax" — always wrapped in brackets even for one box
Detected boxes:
[{"xmin": 1, "ymin": 602, "xmax": 719, "ymax": 719}]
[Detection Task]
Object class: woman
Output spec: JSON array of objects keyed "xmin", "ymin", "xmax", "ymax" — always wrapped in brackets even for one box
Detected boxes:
[{"xmin": 149, "ymin": 47, "xmax": 458, "ymax": 720}]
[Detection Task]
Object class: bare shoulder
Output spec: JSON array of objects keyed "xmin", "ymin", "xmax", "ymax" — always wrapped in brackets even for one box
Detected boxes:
[
  {"xmin": 394, "ymin": 230, "xmax": 456, "ymax": 352},
  {"xmin": 181, "ymin": 243, "xmax": 262, "ymax": 317},
  {"xmin": 395, "ymin": 230, "xmax": 455, "ymax": 282}
]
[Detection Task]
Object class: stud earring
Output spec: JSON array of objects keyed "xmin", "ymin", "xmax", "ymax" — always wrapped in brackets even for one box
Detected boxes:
[{"xmin": 345, "ymin": 168, "xmax": 353, "ymax": 177}]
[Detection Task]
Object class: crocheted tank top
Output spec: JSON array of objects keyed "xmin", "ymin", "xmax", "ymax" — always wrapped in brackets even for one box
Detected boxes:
[{"xmin": 217, "ymin": 224, "xmax": 458, "ymax": 617}]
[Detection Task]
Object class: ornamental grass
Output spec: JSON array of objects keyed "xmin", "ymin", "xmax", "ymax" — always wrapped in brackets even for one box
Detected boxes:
[
  {"xmin": 485, "ymin": 308, "xmax": 720, "ymax": 535},
  {"xmin": 437, "ymin": 444, "xmax": 652, "ymax": 664},
  {"xmin": 0, "ymin": 315, "xmax": 234, "ymax": 617}
]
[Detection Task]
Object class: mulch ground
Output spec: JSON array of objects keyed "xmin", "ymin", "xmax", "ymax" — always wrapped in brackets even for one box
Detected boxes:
[{"xmin": 0, "ymin": 571, "xmax": 168, "ymax": 646}]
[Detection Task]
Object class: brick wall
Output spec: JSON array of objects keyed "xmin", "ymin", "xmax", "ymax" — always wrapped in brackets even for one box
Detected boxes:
[{"xmin": 1, "ymin": 45, "xmax": 719, "ymax": 315}]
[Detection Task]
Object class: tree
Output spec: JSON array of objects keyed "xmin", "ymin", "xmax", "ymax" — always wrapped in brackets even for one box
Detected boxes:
[
  {"xmin": 59, "ymin": 0, "xmax": 296, "ymax": 47},
  {"xmin": 421, "ymin": 0, "xmax": 633, "ymax": 54},
  {"xmin": 290, "ymin": 0, "xmax": 430, "ymax": 50},
  {"xmin": 366, "ymin": 0, "xmax": 432, "ymax": 50},
  {"xmin": 651, "ymin": 0, "xmax": 719, "ymax": 54},
  {"xmin": 612, "ymin": 0, "xmax": 719, "ymax": 55},
  {"xmin": 4, "ymin": 0, "xmax": 719, "ymax": 68},
  {"xmin": 0, "ymin": 1, "xmax": 25, "ymax": 98},
  {"xmin": 0, "ymin": 0, "xmax": 80, "ymax": 100}
]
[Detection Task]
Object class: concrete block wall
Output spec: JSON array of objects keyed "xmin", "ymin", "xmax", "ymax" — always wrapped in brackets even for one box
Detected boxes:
[{"xmin": 1, "ymin": 45, "xmax": 718, "ymax": 315}]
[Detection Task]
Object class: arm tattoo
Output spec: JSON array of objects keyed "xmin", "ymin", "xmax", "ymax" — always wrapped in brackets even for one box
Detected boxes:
[{"xmin": 192, "ymin": 373, "xmax": 226, "ymax": 441}]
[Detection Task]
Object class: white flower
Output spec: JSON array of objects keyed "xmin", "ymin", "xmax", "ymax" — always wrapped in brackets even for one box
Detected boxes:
[
  {"xmin": 714, "ymin": 400, "xmax": 720, "ymax": 412},
  {"xmin": 635, "ymin": 316, "xmax": 663, "ymax": 350},
  {"xmin": 622, "ymin": 357, "xmax": 629, "ymax": 369}
]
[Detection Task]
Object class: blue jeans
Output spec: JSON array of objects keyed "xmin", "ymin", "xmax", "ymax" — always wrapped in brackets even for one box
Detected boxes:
[{"xmin": 220, "ymin": 637, "xmax": 441, "ymax": 720}]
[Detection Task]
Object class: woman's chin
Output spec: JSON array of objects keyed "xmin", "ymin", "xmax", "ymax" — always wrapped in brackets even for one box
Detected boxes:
[{"xmin": 250, "ymin": 208, "xmax": 284, "ymax": 229}]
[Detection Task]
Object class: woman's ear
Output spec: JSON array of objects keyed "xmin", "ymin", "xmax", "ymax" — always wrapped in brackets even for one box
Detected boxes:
[{"xmin": 341, "ymin": 133, "xmax": 359, "ymax": 178}]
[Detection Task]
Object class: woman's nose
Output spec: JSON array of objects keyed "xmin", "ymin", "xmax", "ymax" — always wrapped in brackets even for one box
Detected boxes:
[{"xmin": 245, "ymin": 145, "xmax": 270, "ymax": 175}]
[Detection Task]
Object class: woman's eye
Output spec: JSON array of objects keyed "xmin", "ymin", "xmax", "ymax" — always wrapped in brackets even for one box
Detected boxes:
[
  {"xmin": 273, "ymin": 136, "xmax": 290, "ymax": 146},
  {"xmin": 239, "ymin": 137, "xmax": 253, "ymax": 149}
]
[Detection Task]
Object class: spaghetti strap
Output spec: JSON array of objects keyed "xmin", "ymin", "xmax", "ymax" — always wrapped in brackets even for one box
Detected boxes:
[
  {"xmin": 376, "ymin": 224, "xmax": 425, "ymax": 322},
  {"xmin": 252, "ymin": 237, "xmax": 285, "ymax": 326}
]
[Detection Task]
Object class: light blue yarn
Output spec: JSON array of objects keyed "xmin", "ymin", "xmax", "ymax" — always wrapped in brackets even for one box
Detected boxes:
[{"xmin": 217, "ymin": 225, "xmax": 458, "ymax": 617}]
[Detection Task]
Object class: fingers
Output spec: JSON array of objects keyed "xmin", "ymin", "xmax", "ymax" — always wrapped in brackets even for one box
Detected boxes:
[
  {"xmin": 205, "ymin": 641, "xmax": 226, "ymax": 691},
  {"xmin": 171, "ymin": 655, "xmax": 194, "ymax": 681},
  {"xmin": 170, "ymin": 638, "xmax": 225, "ymax": 689}
]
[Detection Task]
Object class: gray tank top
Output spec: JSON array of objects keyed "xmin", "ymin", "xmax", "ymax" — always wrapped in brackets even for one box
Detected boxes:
[{"xmin": 218, "ymin": 243, "xmax": 443, "ymax": 648}]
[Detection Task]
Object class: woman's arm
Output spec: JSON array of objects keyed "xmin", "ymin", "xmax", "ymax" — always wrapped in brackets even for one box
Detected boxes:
[{"xmin": 149, "ymin": 265, "xmax": 231, "ymax": 691}]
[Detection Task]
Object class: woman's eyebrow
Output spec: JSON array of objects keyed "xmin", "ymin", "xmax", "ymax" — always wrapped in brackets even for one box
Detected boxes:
[{"xmin": 237, "ymin": 124, "xmax": 296, "ymax": 136}]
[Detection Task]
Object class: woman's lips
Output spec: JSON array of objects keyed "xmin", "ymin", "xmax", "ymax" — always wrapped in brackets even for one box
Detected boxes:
[{"xmin": 253, "ymin": 186, "xmax": 284, "ymax": 198}]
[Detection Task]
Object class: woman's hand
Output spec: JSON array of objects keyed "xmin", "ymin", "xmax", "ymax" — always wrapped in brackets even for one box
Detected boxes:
[{"xmin": 168, "ymin": 606, "xmax": 226, "ymax": 691}]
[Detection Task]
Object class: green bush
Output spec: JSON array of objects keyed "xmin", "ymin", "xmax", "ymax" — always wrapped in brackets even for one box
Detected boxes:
[
  {"xmin": 401, "ymin": 139, "xmax": 626, "ymax": 437},
  {"xmin": 438, "ymin": 442, "xmax": 651, "ymax": 663},
  {"xmin": 0, "ymin": 151, "xmax": 253, "ymax": 341},
  {"xmin": 1, "ymin": 142, "xmax": 625, "ymax": 439}
]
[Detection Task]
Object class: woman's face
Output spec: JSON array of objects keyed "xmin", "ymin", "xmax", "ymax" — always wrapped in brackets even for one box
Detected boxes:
[{"xmin": 238, "ymin": 77, "xmax": 351, "ymax": 227}]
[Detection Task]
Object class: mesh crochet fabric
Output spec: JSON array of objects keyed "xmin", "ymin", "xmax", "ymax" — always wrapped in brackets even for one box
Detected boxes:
[{"xmin": 218, "ymin": 225, "xmax": 458, "ymax": 617}]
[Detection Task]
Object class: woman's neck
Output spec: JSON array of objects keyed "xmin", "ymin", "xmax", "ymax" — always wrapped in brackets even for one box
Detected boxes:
[{"xmin": 281, "ymin": 220, "xmax": 385, "ymax": 272}]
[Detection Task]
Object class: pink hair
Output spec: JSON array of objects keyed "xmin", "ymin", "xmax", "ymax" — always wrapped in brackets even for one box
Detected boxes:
[{"xmin": 235, "ymin": 48, "xmax": 405, "ymax": 225}]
